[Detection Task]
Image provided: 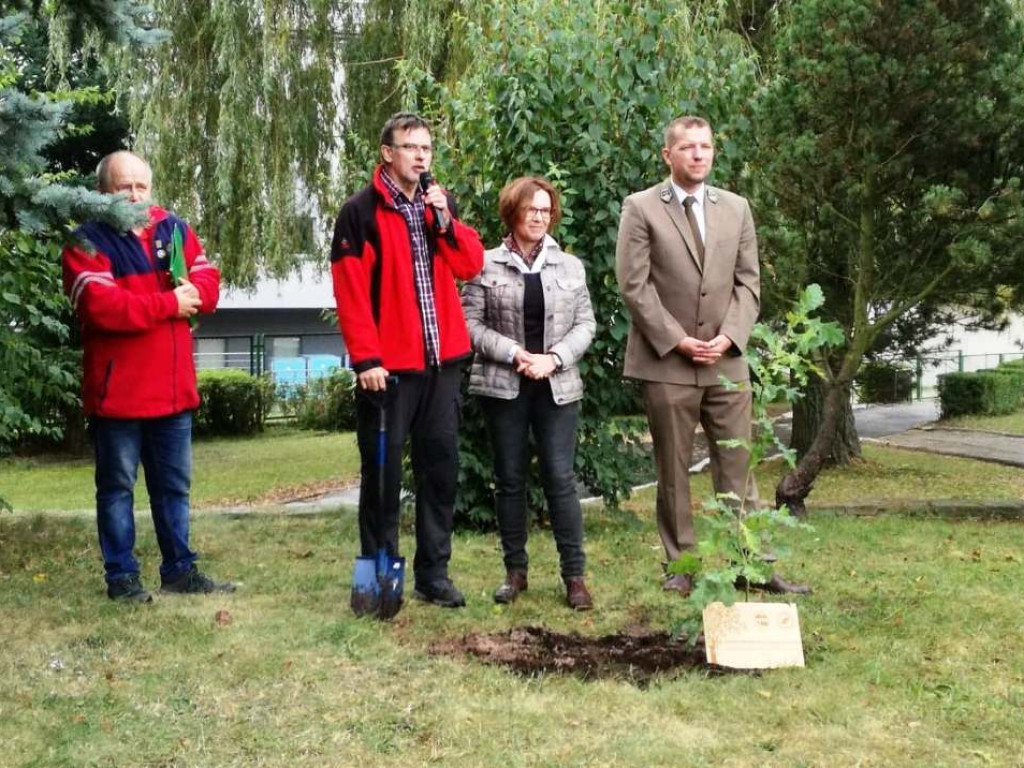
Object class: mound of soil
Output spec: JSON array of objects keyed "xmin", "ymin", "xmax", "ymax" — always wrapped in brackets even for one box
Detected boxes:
[{"xmin": 432, "ymin": 625, "xmax": 715, "ymax": 684}]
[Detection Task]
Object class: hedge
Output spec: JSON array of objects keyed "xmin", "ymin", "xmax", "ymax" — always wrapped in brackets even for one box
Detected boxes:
[
  {"xmin": 195, "ymin": 369, "xmax": 275, "ymax": 436},
  {"xmin": 938, "ymin": 369, "xmax": 1023, "ymax": 418},
  {"xmin": 855, "ymin": 360, "xmax": 914, "ymax": 404},
  {"xmin": 281, "ymin": 368, "xmax": 358, "ymax": 432},
  {"xmin": 991, "ymin": 363, "xmax": 1024, "ymax": 406}
]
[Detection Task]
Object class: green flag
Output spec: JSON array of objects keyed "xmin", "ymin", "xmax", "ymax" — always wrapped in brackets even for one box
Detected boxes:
[{"xmin": 169, "ymin": 225, "xmax": 197, "ymax": 329}]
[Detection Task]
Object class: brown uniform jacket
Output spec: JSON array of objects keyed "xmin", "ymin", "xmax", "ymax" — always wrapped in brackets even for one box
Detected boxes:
[{"xmin": 615, "ymin": 180, "xmax": 760, "ymax": 386}]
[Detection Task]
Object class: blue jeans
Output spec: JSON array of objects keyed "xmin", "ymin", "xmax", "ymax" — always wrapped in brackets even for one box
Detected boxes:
[
  {"xmin": 91, "ymin": 411, "xmax": 197, "ymax": 584},
  {"xmin": 480, "ymin": 380, "xmax": 585, "ymax": 579}
]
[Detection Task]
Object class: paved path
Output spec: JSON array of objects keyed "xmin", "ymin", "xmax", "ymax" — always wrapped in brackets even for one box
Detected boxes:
[
  {"xmin": 766, "ymin": 398, "xmax": 941, "ymax": 447},
  {"xmin": 878, "ymin": 427, "xmax": 1024, "ymax": 468},
  {"xmin": 854, "ymin": 399, "xmax": 942, "ymax": 438}
]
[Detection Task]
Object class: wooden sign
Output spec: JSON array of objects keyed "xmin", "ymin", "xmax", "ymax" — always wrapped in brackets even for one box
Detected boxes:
[{"xmin": 702, "ymin": 601, "xmax": 805, "ymax": 669}]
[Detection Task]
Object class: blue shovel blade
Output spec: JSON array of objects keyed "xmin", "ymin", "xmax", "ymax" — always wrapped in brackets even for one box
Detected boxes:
[
  {"xmin": 350, "ymin": 555, "xmax": 381, "ymax": 617},
  {"xmin": 376, "ymin": 551, "xmax": 405, "ymax": 620}
]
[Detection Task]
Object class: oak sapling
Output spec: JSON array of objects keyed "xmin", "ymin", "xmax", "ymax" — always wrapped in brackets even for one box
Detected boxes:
[{"xmin": 670, "ymin": 284, "xmax": 844, "ymax": 642}]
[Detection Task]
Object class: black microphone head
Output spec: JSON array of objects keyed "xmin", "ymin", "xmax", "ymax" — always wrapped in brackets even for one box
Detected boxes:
[{"xmin": 419, "ymin": 171, "xmax": 434, "ymax": 191}]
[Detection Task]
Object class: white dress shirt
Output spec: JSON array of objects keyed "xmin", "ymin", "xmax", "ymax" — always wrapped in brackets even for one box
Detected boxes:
[{"xmin": 670, "ymin": 181, "xmax": 706, "ymax": 243}]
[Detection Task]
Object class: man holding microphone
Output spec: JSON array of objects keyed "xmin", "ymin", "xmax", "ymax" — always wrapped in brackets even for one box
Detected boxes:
[{"xmin": 330, "ymin": 113, "xmax": 484, "ymax": 608}]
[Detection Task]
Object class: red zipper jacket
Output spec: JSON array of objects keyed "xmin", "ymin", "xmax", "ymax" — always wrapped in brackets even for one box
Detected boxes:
[
  {"xmin": 62, "ymin": 206, "xmax": 219, "ymax": 418},
  {"xmin": 330, "ymin": 166, "xmax": 484, "ymax": 373}
]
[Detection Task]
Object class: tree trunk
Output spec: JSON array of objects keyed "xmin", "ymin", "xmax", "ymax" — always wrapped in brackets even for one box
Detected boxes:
[
  {"xmin": 790, "ymin": 372, "xmax": 861, "ymax": 465},
  {"xmin": 59, "ymin": 401, "xmax": 90, "ymax": 456},
  {"xmin": 777, "ymin": 379, "xmax": 857, "ymax": 517}
]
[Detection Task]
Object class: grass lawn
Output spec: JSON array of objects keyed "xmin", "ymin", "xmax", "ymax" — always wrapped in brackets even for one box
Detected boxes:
[
  {"xmin": 0, "ymin": 427, "xmax": 361, "ymax": 513},
  {"xmin": 939, "ymin": 410, "xmax": 1024, "ymax": 436},
  {"xmin": 3, "ymin": 499, "xmax": 1024, "ymax": 766}
]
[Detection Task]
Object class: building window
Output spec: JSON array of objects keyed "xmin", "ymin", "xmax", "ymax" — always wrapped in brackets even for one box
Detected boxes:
[
  {"xmin": 269, "ymin": 336, "xmax": 302, "ymax": 360},
  {"xmin": 195, "ymin": 337, "xmax": 227, "ymax": 369}
]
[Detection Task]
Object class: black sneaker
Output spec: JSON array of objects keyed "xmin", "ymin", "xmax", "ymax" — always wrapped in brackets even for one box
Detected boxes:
[
  {"xmin": 161, "ymin": 565, "xmax": 236, "ymax": 595},
  {"xmin": 107, "ymin": 574, "xmax": 153, "ymax": 603},
  {"xmin": 413, "ymin": 578, "xmax": 466, "ymax": 608}
]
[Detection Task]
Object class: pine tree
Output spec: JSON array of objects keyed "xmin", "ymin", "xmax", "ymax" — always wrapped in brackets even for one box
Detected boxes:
[
  {"xmin": 748, "ymin": 0, "xmax": 1024, "ymax": 514},
  {"xmin": 0, "ymin": 2, "xmax": 163, "ymax": 478}
]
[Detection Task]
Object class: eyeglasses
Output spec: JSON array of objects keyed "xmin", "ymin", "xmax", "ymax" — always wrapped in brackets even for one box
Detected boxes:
[
  {"xmin": 391, "ymin": 143, "xmax": 433, "ymax": 155},
  {"xmin": 524, "ymin": 207, "xmax": 552, "ymax": 220}
]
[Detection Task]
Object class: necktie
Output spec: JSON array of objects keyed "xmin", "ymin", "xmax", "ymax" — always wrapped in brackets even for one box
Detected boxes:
[{"xmin": 683, "ymin": 195, "xmax": 705, "ymax": 268}]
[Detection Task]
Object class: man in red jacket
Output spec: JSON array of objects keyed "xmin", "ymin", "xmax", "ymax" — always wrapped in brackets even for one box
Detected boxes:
[
  {"xmin": 63, "ymin": 151, "xmax": 234, "ymax": 602},
  {"xmin": 331, "ymin": 113, "xmax": 484, "ymax": 608}
]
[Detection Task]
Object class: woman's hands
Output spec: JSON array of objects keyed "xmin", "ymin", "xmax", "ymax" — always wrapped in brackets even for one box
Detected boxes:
[{"xmin": 514, "ymin": 349, "xmax": 559, "ymax": 380}]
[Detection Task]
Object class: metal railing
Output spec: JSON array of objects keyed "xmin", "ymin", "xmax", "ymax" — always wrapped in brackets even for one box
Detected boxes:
[
  {"xmin": 859, "ymin": 351, "xmax": 1024, "ymax": 402},
  {"xmin": 191, "ymin": 335, "xmax": 1021, "ymax": 403},
  {"xmin": 913, "ymin": 351, "xmax": 1023, "ymax": 399},
  {"xmin": 192, "ymin": 333, "xmax": 349, "ymax": 385}
]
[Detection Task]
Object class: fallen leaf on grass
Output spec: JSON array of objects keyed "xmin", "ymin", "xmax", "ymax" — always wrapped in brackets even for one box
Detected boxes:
[
  {"xmin": 33, "ymin": 573, "xmax": 47, "ymax": 583},
  {"xmin": 214, "ymin": 609, "xmax": 233, "ymax": 627},
  {"xmin": 756, "ymin": 690, "xmax": 772, "ymax": 699}
]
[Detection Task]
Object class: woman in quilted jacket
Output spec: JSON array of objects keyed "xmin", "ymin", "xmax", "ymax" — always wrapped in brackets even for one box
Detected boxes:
[{"xmin": 461, "ymin": 176, "xmax": 596, "ymax": 611}]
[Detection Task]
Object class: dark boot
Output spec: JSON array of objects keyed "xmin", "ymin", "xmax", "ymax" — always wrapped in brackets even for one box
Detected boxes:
[
  {"xmin": 493, "ymin": 569, "xmax": 528, "ymax": 604},
  {"xmin": 107, "ymin": 574, "xmax": 153, "ymax": 603},
  {"xmin": 565, "ymin": 577, "xmax": 593, "ymax": 611},
  {"xmin": 662, "ymin": 573, "xmax": 694, "ymax": 596},
  {"xmin": 161, "ymin": 565, "xmax": 236, "ymax": 595},
  {"xmin": 413, "ymin": 578, "xmax": 467, "ymax": 608}
]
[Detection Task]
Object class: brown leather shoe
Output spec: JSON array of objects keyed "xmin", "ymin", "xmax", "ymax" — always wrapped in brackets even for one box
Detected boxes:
[
  {"xmin": 565, "ymin": 578, "xmax": 593, "ymax": 611},
  {"xmin": 493, "ymin": 569, "xmax": 528, "ymax": 604},
  {"xmin": 663, "ymin": 573, "xmax": 694, "ymax": 596},
  {"xmin": 736, "ymin": 573, "xmax": 813, "ymax": 595}
]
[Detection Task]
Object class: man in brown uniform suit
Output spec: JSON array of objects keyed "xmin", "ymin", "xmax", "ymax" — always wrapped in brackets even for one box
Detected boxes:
[{"xmin": 616, "ymin": 115, "xmax": 809, "ymax": 596}]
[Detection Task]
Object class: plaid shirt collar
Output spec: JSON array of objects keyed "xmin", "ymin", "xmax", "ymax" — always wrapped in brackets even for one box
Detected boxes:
[{"xmin": 379, "ymin": 168, "xmax": 422, "ymax": 207}]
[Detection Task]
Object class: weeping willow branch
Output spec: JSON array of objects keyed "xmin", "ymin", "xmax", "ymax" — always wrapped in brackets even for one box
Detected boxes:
[{"xmin": 120, "ymin": 0, "xmax": 345, "ymax": 286}]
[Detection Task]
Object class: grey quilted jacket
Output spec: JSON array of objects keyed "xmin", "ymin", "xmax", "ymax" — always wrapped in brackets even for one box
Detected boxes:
[{"xmin": 462, "ymin": 236, "xmax": 596, "ymax": 404}]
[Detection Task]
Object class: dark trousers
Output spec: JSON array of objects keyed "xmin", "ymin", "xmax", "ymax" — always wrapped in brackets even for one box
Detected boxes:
[
  {"xmin": 480, "ymin": 380, "xmax": 585, "ymax": 580},
  {"xmin": 91, "ymin": 411, "xmax": 198, "ymax": 584},
  {"xmin": 355, "ymin": 366, "xmax": 461, "ymax": 586}
]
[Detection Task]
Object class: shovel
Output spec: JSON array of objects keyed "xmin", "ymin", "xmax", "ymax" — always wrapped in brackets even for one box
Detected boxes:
[{"xmin": 350, "ymin": 378, "xmax": 405, "ymax": 619}]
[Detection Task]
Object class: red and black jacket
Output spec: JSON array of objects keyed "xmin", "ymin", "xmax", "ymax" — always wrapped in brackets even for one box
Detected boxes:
[
  {"xmin": 62, "ymin": 206, "xmax": 219, "ymax": 418},
  {"xmin": 330, "ymin": 166, "xmax": 484, "ymax": 373}
]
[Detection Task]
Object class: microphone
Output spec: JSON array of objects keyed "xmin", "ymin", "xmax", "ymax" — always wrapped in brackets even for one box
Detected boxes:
[{"xmin": 419, "ymin": 171, "xmax": 447, "ymax": 232}]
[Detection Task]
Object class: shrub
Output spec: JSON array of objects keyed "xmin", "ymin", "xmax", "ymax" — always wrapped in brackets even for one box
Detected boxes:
[
  {"xmin": 990, "ymin": 364, "xmax": 1024, "ymax": 408},
  {"xmin": 855, "ymin": 360, "xmax": 914, "ymax": 404},
  {"xmin": 284, "ymin": 368, "xmax": 358, "ymax": 432},
  {"xmin": 938, "ymin": 370, "xmax": 1022, "ymax": 418},
  {"xmin": 195, "ymin": 369, "xmax": 275, "ymax": 436}
]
